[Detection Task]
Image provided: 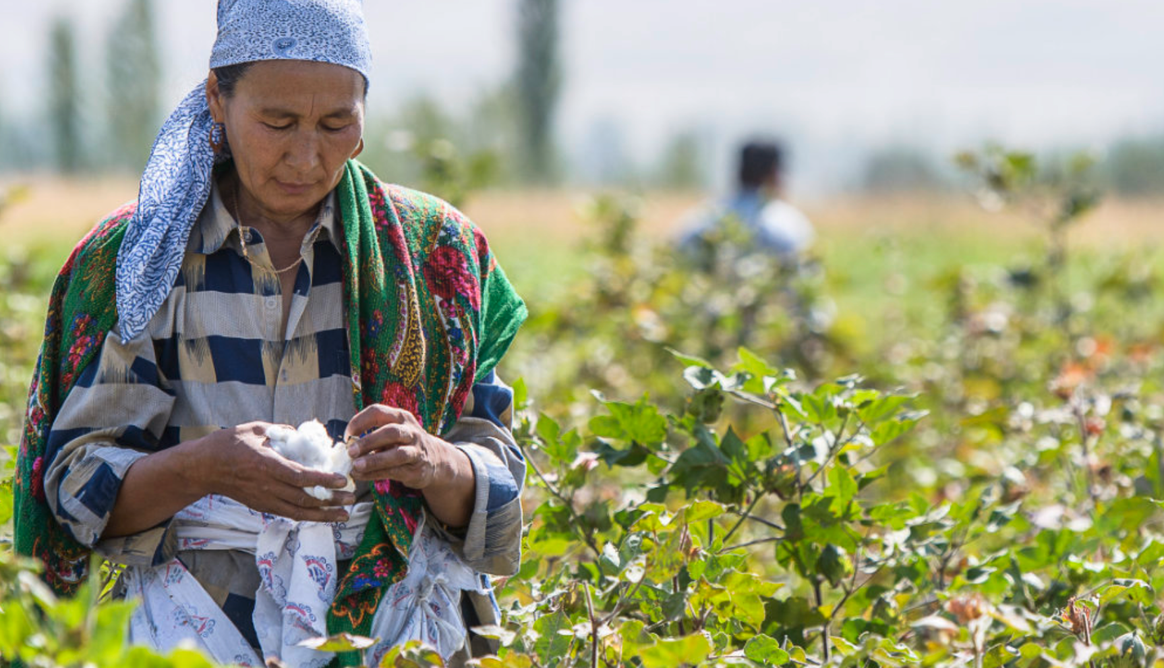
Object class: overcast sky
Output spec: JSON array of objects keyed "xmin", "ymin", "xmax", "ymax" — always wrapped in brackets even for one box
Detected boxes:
[{"xmin": 2, "ymin": 1, "xmax": 1162, "ymax": 192}]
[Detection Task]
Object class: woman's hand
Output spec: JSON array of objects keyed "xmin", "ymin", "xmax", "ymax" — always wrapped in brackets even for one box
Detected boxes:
[
  {"xmin": 344, "ymin": 406, "xmax": 453, "ymax": 488},
  {"xmin": 345, "ymin": 405, "xmax": 476, "ymax": 527},
  {"xmin": 103, "ymin": 421, "xmax": 354, "ymax": 540},
  {"xmin": 199, "ymin": 422, "xmax": 354, "ymax": 522}
]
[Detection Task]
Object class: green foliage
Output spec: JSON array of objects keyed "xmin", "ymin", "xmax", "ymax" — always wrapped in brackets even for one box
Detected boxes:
[
  {"xmin": 655, "ymin": 131, "xmax": 707, "ymax": 190},
  {"xmin": 9, "ymin": 145, "xmax": 1164, "ymax": 668},
  {"xmin": 862, "ymin": 146, "xmax": 949, "ymax": 194},
  {"xmin": 361, "ymin": 95, "xmax": 505, "ymax": 208},
  {"xmin": 0, "ymin": 551, "xmax": 208, "ymax": 667},
  {"xmin": 1103, "ymin": 136, "xmax": 1164, "ymax": 197}
]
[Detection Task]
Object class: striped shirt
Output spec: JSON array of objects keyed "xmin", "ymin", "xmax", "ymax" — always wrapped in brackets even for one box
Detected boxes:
[{"xmin": 43, "ymin": 181, "xmax": 524, "ymax": 655}]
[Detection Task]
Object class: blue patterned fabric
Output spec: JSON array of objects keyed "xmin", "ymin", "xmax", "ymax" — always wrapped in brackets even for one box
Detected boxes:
[{"xmin": 116, "ymin": 0, "xmax": 372, "ymax": 341}]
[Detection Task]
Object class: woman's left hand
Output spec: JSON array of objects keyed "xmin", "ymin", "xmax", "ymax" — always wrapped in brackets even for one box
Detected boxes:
[
  {"xmin": 344, "ymin": 404, "xmax": 458, "ymax": 489},
  {"xmin": 345, "ymin": 404, "xmax": 476, "ymax": 527}
]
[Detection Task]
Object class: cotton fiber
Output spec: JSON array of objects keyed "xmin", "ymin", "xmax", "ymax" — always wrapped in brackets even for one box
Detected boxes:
[{"xmin": 266, "ymin": 420, "xmax": 354, "ymax": 501}]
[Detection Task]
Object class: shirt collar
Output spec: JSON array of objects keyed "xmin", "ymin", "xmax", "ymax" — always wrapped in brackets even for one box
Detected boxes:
[{"xmin": 190, "ymin": 180, "xmax": 342, "ymax": 256}]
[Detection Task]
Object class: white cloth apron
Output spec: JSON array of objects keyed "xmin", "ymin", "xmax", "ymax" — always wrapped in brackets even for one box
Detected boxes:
[{"xmin": 122, "ymin": 494, "xmax": 488, "ymax": 667}]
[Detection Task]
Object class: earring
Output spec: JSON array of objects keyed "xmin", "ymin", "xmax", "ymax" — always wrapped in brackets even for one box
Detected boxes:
[
  {"xmin": 210, "ymin": 122, "xmax": 227, "ymax": 154},
  {"xmin": 353, "ymin": 138, "xmax": 365, "ymax": 158}
]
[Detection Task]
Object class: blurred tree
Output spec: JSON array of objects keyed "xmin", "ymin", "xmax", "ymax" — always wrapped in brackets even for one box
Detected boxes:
[
  {"xmin": 0, "ymin": 89, "xmax": 7, "ymax": 171},
  {"xmin": 49, "ymin": 18, "xmax": 83, "ymax": 173},
  {"xmin": 106, "ymin": 0, "xmax": 162, "ymax": 170},
  {"xmin": 515, "ymin": 0, "xmax": 561, "ymax": 184},
  {"xmin": 579, "ymin": 116, "xmax": 636, "ymax": 186},
  {"xmin": 1105, "ymin": 136, "xmax": 1164, "ymax": 196},
  {"xmin": 656, "ymin": 130, "xmax": 706, "ymax": 190},
  {"xmin": 464, "ymin": 83, "xmax": 522, "ymax": 184},
  {"xmin": 862, "ymin": 146, "xmax": 946, "ymax": 193}
]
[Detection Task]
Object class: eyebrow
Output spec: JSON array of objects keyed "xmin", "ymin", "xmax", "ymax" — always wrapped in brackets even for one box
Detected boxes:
[{"xmin": 258, "ymin": 107, "xmax": 358, "ymax": 120}]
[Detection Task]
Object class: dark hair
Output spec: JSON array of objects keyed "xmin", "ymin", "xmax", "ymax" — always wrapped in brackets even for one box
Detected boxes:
[
  {"xmin": 738, "ymin": 140, "xmax": 784, "ymax": 189},
  {"xmin": 213, "ymin": 62, "xmax": 368, "ymax": 98},
  {"xmin": 213, "ymin": 63, "xmax": 253, "ymax": 98}
]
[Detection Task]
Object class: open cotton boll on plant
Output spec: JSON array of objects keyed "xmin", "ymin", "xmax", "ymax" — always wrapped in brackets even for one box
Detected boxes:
[{"xmin": 266, "ymin": 420, "xmax": 355, "ymax": 501}]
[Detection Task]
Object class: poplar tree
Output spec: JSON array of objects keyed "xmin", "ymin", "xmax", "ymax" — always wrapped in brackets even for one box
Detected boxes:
[
  {"xmin": 49, "ymin": 18, "xmax": 82, "ymax": 172},
  {"xmin": 515, "ymin": 0, "xmax": 561, "ymax": 184},
  {"xmin": 106, "ymin": 0, "xmax": 162, "ymax": 170}
]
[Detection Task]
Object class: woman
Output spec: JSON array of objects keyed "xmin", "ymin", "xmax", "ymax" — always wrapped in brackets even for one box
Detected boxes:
[{"xmin": 13, "ymin": 1, "xmax": 527, "ymax": 666}]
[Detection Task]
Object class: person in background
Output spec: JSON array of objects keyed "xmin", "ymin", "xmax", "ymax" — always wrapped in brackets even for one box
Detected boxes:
[{"xmin": 678, "ymin": 139, "xmax": 815, "ymax": 258}]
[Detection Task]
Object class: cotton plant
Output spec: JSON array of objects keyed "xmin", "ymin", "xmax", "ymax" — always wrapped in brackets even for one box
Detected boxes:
[{"xmin": 266, "ymin": 420, "xmax": 354, "ymax": 501}]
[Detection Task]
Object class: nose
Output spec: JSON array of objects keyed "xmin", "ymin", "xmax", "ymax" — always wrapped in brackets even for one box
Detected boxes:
[{"xmin": 284, "ymin": 128, "xmax": 322, "ymax": 175}]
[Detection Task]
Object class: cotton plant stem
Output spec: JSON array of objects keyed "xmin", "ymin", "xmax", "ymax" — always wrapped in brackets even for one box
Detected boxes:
[{"xmin": 520, "ymin": 443, "xmax": 603, "ymax": 560}]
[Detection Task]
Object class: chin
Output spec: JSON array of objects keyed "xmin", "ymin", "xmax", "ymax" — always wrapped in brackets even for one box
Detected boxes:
[{"xmin": 263, "ymin": 187, "xmax": 328, "ymax": 213}]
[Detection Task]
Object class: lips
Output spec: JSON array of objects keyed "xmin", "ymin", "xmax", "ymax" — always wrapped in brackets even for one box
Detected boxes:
[{"xmin": 276, "ymin": 181, "xmax": 315, "ymax": 195}]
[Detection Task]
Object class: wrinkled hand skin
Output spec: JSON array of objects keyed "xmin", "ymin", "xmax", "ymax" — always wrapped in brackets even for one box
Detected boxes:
[
  {"xmin": 344, "ymin": 405, "xmax": 475, "ymax": 528},
  {"xmin": 343, "ymin": 406, "xmax": 451, "ymax": 487}
]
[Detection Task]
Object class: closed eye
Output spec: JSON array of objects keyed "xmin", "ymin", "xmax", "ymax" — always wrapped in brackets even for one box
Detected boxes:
[{"xmin": 264, "ymin": 122, "xmax": 293, "ymax": 131}]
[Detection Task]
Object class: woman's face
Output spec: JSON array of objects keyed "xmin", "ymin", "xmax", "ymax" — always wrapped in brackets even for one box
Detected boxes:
[{"xmin": 207, "ymin": 60, "xmax": 365, "ymax": 223}]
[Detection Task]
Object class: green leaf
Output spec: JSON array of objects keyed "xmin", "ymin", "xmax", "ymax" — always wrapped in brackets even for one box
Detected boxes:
[
  {"xmin": 827, "ymin": 467, "xmax": 858, "ymax": 503},
  {"xmin": 816, "ymin": 544, "xmax": 854, "ymax": 587},
  {"xmin": 536, "ymin": 414, "xmax": 579, "ymax": 464},
  {"xmin": 798, "ymin": 393, "xmax": 832, "ymax": 424},
  {"xmin": 512, "ymin": 377, "xmax": 529, "ymax": 409},
  {"xmin": 638, "ymin": 633, "xmax": 713, "ymax": 668},
  {"xmin": 667, "ymin": 348, "xmax": 713, "ymax": 368},
  {"xmin": 684, "ymin": 500, "xmax": 725, "ymax": 524},
  {"xmin": 857, "ymin": 395, "xmax": 913, "ymax": 425},
  {"xmin": 1101, "ymin": 579, "xmax": 1154, "ymax": 606},
  {"xmin": 871, "ymin": 417, "xmax": 920, "ymax": 445},
  {"xmin": 589, "ymin": 396, "xmax": 668, "ymax": 447},
  {"xmin": 533, "ymin": 610, "xmax": 573, "ymax": 662},
  {"xmin": 744, "ymin": 634, "xmax": 790, "ymax": 665},
  {"xmin": 297, "ymin": 632, "xmax": 376, "ymax": 652}
]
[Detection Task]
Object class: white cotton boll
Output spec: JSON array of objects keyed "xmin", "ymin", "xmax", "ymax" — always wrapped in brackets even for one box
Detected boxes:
[
  {"xmin": 266, "ymin": 420, "xmax": 356, "ymax": 504},
  {"xmin": 307, "ymin": 485, "xmax": 332, "ymax": 501}
]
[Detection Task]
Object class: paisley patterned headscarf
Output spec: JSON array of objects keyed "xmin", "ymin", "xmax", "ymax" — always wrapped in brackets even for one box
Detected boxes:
[{"xmin": 116, "ymin": 0, "xmax": 372, "ymax": 340}]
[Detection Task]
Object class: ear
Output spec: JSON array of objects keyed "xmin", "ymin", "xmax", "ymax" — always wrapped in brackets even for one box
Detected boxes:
[{"xmin": 206, "ymin": 71, "xmax": 225, "ymax": 123}]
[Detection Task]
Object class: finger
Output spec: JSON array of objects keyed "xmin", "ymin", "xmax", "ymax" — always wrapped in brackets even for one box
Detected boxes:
[
  {"xmin": 352, "ymin": 445, "xmax": 421, "ymax": 476},
  {"xmin": 274, "ymin": 484, "xmax": 358, "ymax": 509},
  {"xmin": 269, "ymin": 499, "xmax": 350, "ymax": 523},
  {"xmin": 344, "ymin": 404, "xmax": 410, "ymax": 441},
  {"xmin": 266, "ymin": 456, "xmax": 350, "ymax": 489},
  {"xmin": 348, "ymin": 424, "xmax": 416, "ymax": 458}
]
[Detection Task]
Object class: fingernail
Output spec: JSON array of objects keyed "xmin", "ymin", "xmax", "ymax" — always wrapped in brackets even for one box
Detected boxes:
[
  {"xmin": 354, "ymin": 459, "xmax": 365, "ymax": 470},
  {"xmin": 348, "ymin": 444, "xmax": 359, "ymax": 457}
]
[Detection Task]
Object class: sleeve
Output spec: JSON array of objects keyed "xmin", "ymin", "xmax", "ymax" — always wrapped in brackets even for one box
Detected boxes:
[
  {"xmin": 432, "ymin": 371, "xmax": 525, "ymax": 576},
  {"xmin": 42, "ymin": 325, "xmax": 179, "ymax": 568}
]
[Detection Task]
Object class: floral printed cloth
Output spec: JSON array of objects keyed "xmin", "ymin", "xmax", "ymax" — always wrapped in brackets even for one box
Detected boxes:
[{"xmin": 125, "ymin": 495, "xmax": 486, "ymax": 666}]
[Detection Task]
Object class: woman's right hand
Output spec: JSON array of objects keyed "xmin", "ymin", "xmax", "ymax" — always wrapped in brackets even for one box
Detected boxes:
[{"xmin": 196, "ymin": 422, "xmax": 354, "ymax": 522}]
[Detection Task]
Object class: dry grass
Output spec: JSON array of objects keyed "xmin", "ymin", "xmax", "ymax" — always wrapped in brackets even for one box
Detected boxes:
[{"xmin": 2, "ymin": 175, "xmax": 1162, "ymax": 252}]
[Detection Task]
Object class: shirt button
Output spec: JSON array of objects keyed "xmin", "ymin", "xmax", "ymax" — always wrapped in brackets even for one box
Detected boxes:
[{"xmin": 265, "ymin": 296, "xmax": 278, "ymax": 309}]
